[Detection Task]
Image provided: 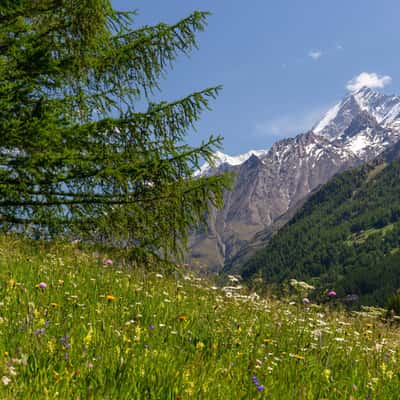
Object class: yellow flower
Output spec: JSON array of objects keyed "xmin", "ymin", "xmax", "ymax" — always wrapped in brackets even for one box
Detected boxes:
[
  {"xmin": 38, "ymin": 318, "xmax": 46, "ymax": 327},
  {"xmin": 323, "ymin": 368, "xmax": 331, "ymax": 381},
  {"xmin": 292, "ymin": 354, "xmax": 304, "ymax": 360},
  {"xmin": 106, "ymin": 294, "xmax": 116, "ymax": 302},
  {"xmin": 47, "ymin": 339, "xmax": 56, "ymax": 354},
  {"xmin": 8, "ymin": 279, "xmax": 16, "ymax": 288},
  {"xmin": 196, "ymin": 341, "xmax": 205, "ymax": 351},
  {"xmin": 84, "ymin": 328, "xmax": 93, "ymax": 347},
  {"xmin": 123, "ymin": 334, "xmax": 131, "ymax": 344}
]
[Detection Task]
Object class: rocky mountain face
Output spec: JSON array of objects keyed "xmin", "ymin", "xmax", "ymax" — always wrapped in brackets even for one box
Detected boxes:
[{"xmin": 188, "ymin": 87, "xmax": 400, "ymax": 272}]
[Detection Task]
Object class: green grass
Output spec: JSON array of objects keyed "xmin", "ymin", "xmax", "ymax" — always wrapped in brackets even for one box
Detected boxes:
[
  {"xmin": 0, "ymin": 235, "xmax": 400, "ymax": 399},
  {"xmin": 345, "ymin": 224, "xmax": 395, "ymax": 246},
  {"xmin": 366, "ymin": 162, "xmax": 387, "ymax": 182}
]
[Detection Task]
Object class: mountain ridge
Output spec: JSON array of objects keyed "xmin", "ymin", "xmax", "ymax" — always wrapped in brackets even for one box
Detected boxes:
[{"xmin": 189, "ymin": 87, "xmax": 400, "ymax": 272}]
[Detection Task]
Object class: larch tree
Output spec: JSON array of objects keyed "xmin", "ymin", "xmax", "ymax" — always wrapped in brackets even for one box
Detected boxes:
[{"xmin": 0, "ymin": 0, "xmax": 231, "ymax": 262}]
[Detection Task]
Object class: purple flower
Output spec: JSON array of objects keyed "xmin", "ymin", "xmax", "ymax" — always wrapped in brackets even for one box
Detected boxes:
[
  {"xmin": 327, "ymin": 290, "xmax": 337, "ymax": 297},
  {"xmin": 252, "ymin": 375, "xmax": 265, "ymax": 392},
  {"xmin": 60, "ymin": 335, "xmax": 69, "ymax": 343},
  {"xmin": 37, "ymin": 282, "xmax": 47, "ymax": 289},
  {"xmin": 252, "ymin": 375, "xmax": 260, "ymax": 386},
  {"xmin": 149, "ymin": 324, "xmax": 155, "ymax": 331},
  {"xmin": 60, "ymin": 335, "xmax": 71, "ymax": 349},
  {"xmin": 34, "ymin": 328, "xmax": 45, "ymax": 335}
]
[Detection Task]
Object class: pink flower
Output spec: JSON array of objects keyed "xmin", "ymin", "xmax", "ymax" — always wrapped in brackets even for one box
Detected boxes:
[
  {"xmin": 37, "ymin": 282, "xmax": 47, "ymax": 289},
  {"xmin": 327, "ymin": 290, "xmax": 337, "ymax": 297},
  {"xmin": 303, "ymin": 297, "xmax": 310, "ymax": 304},
  {"xmin": 103, "ymin": 258, "xmax": 113, "ymax": 266}
]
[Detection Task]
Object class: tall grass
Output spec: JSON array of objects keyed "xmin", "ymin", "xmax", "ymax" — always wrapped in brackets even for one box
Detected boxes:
[{"xmin": 0, "ymin": 235, "xmax": 399, "ymax": 399}]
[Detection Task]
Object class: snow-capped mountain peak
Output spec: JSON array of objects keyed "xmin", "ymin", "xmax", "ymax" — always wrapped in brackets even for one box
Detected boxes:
[
  {"xmin": 212, "ymin": 150, "xmax": 268, "ymax": 166},
  {"xmin": 197, "ymin": 149, "xmax": 269, "ymax": 175},
  {"xmin": 312, "ymin": 87, "xmax": 400, "ymax": 145},
  {"xmin": 352, "ymin": 86, "xmax": 400, "ymax": 125},
  {"xmin": 198, "ymin": 87, "xmax": 400, "ymax": 177}
]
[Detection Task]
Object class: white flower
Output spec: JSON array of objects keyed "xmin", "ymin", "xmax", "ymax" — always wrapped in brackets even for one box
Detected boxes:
[
  {"xmin": 1, "ymin": 376, "xmax": 11, "ymax": 385},
  {"xmin": 227, "ymin": 275, "xmax": 240, "ymax": 283}
]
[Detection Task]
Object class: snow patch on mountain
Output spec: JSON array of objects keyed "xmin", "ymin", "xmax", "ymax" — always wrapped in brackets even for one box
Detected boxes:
[
  {"xmin": 313, "ymin": 102, "xmax": 341, "ymax": 134},
  {"xmin": 196, "ymin": 149, "xmax": 269, "ymax": 175},
  {"xmin": 345, "ymin": 131, "xmax": 371, "ymax": 156}
]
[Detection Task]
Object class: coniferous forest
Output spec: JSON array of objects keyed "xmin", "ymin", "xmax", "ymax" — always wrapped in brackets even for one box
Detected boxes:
[{"xmin": 241, "ymin": 146, "xmax": 400, "ymax": 306}]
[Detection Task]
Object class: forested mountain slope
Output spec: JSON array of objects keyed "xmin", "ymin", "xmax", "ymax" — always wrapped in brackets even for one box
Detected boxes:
[
  {"xmin": 190, "ymin": 87, "xmax": 400, "ymax": 271},
  {"xmin": 239, "ymin": 142, "xmax": 400, "ymax": 306}
]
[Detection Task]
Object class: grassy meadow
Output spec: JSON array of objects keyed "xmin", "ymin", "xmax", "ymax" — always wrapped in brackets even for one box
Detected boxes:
[{"xmin": 0, "ymin": 235, "xmax": 399, "ymax": 399}]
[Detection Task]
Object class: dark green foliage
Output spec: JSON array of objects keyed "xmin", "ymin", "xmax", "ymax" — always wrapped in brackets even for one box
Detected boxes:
[
  {"xmin": 241, "ymin": 156, "xmax": 400, "ymax": 306},
  {"xmin": 386, "ymin": 290, "xmax": 400, "ymax": 316},
  {"xmin": 0, "ymin": 1, "xmax": 231, "ymax": 261}
]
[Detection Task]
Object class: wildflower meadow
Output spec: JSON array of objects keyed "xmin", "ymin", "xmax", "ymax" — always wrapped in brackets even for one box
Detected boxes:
[{"xmin": 0, "ymin": 235, "xmax": 399, "ymax": 399}]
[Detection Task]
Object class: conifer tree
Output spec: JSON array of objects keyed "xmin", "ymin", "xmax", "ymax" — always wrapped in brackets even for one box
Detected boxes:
[{"xmin": 0, "ymin": 1, "xmax": 231, "ymax": 261}]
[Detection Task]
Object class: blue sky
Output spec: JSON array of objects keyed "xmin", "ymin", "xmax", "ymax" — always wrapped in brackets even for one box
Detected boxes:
[{"xmin": 111, "ymin": 0, "xmax": 400, "ymax": 155}]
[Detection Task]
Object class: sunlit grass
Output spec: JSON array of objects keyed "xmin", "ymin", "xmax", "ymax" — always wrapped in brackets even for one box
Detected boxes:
[{"xmin": 0, "ymin": 235, "xmax": 399, "ymax": 399}]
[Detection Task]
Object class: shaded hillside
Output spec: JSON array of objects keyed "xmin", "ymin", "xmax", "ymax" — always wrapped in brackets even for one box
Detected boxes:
[
  {"xmin": 240, "ymin": 143, "xmax": 400, "ymax": 306},
  {"xmin": 224, "ymin": 194, "xmax": 312, "ymax": 275}
]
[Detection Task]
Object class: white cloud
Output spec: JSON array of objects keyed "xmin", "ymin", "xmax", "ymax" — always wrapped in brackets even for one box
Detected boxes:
[
  {"xmin": 255, "ymin": 107, "xmax": 328, "ymax": 138},
  {"xmin": 346, "ymin": 72, "xmax": 392, "ymax": 92},
  {"xmin": 308, "ymin": 51, "xmax": 322, "ymax": 60}
]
